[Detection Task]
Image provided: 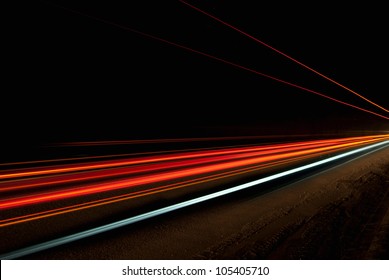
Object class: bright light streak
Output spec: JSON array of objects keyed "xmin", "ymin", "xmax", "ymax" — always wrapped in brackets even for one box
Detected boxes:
[
  {"xmin": 1, "ymin": 140, "xmax": 388, "ymax": 260},
  {"xmin": 0, "ymin": 136, "xmax": 383, "ymax": 209},
  {"xmin": 0, "ymin": 153, "xmax": 323, "ymax": 227},
  {"xmin": 1, "ymin": 135, "xmax": 381, "ymax": 180},
  {"xmin": 0, "ymin": 136, "xmax": 371, "ymax": 192}
]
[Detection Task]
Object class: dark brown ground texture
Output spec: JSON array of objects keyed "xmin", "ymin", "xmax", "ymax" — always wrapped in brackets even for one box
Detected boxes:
[{"xmin": 18, "ymin": 146, "xmax": 389, "ymax": 260}]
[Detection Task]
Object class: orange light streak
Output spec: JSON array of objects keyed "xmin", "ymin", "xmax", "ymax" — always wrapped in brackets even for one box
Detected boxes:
[
  {"xmin": 1, "ymin": 135, "xmax": 385, "ymax": 181},
  {"xmin": 0, "ymin": 152, "xmax": 322, "ymax": 227},
  {"xmin": 1, "ymin": 136, "xmax": 386, "ymax": 210},
  {"xmin": 0, "ymin": 136, "xmax": 369, "ymax": 193}
]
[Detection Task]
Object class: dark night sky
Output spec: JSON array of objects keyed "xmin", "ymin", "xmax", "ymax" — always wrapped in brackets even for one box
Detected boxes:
[{"xmin": 3, "ymin": 1, "xmax": 389, "ymax": 150}]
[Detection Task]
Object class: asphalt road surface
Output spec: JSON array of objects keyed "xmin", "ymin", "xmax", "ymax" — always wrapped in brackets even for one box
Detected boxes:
[{"xmin": 1, "ymin": 138, "xmax": 388, "ymax": 259}]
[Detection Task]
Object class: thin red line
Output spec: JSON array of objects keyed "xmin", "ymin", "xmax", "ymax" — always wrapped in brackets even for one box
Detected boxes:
[
  {"xmin": 179, "ymin": 0, "xmax": 389, "ymax": 114},
  {"xmin": 50, "ymin": 3, "xmax": 389, "ymax": 120}
]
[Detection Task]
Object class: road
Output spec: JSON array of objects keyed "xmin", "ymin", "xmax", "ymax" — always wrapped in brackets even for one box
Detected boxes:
[{"xmin": 1, "ymin": 135, "xmax": 389, "ymax": 259}]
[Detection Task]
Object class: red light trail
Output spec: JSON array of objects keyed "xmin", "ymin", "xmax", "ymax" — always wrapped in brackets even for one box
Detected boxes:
[
  {"xmin": 1, "ymin": 2, "xmax": 389, "ymax": 261},
  {"xmin": 1, "ymin": 135, "xmax": 389, "ymax": 226},
  {"xmin": 1, "ymin": 138, "xmax": 389, "ymax": 260}
]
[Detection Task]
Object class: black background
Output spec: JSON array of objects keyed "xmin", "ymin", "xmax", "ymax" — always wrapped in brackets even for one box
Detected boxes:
[{"xmin": 3, "ymin": 1, "xmax": 389, "ymax": 152}]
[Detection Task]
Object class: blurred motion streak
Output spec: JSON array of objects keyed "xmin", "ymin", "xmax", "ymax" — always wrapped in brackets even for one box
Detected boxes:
[
  {"xmin": 1, "ymin": 134, "xmax": 389, "ymax": 227},
  {"xmin": 0, "ymin": 154, "xmax": 316, "ymax": 227}
]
